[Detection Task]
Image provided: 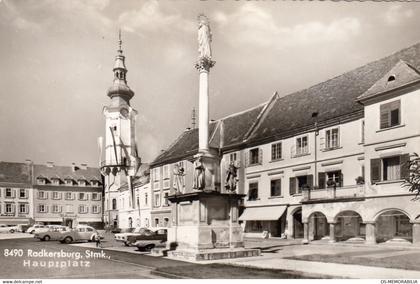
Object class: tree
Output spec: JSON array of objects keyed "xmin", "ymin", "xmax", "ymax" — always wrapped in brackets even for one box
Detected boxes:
[{"xmin": 402, "ymin": 153, "xmax": 420, "ymax": 198}]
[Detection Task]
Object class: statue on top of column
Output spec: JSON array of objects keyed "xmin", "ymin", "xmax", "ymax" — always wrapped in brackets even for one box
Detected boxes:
[{"xmin": 198, "ymin": 14, "xmax": 212, "ymax": 60}]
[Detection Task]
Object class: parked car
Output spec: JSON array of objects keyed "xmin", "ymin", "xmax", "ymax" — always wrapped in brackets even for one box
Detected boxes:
[
  {"xmin": 133, "ymin": 228, "xmax": 167, "ymax": 251},
  {"xmin": 27, "ymin": 224, "xmax": 48, "ymax": 234},
  {"xmin": 59, "ymin": 225, "xmax": 100, "ymax": 244},
  {"xmin": 35, "ymin": 226, "xmax": 70, "ymax": 241},
  {"xmin": 115, "ymin": 227, "xmax": 151, "ymax": 246},
  {"xmin": 0, "ymin": 224, "xmax": 18, "ymax": 233}
]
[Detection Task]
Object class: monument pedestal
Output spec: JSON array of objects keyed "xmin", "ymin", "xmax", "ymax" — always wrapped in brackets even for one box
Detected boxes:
[{"xmin": 167, "ymin": 191, "xmax": 260, "ymax": 261}]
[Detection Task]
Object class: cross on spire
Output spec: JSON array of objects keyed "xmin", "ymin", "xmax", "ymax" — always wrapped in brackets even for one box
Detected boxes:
[{"xmin": 118, "ymin": 29, "xmax": 123, "ymax": 54}]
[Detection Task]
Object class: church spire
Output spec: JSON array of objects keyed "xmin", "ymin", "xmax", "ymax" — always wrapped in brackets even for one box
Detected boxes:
[{"xmin": 107, "ymin": 30, "xmax": 134, "ymax": 103}]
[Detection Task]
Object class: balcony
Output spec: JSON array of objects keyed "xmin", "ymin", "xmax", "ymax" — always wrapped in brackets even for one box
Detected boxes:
[{"xmin": 302, "ymin": 184, "xmax": 365, "ymax": 203}]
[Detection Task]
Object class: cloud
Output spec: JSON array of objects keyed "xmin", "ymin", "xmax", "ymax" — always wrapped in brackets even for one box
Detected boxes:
[
  {"xmin": 384, "ymin": 5, "xmax": 413, "ymax": 26},
  {"xmin": 118, "ymin": 0, "xmax": 194, "ymax": 35},
  {"xmin": 213, "ymin": 3, "xmax": 361, "ymax": 50}
]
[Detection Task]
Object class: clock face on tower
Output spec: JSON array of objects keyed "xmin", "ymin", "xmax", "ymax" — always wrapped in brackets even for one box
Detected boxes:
[{"xmin": 120, "ymin": 108, "xmax": 129, "ymax": 118}]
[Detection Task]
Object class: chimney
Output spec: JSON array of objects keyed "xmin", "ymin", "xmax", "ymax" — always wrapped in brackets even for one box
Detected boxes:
[
  {"xmin": 25, "ymin": 159, "xmax": 32, "ymax": 165},
  {"xmin": 71, "ymin": 163, "xmax": 78, "ymax": 172},
  {"xmin": 46, "ymin": 161, "xmax": 54, "ymax": 168},
  {"xmin": 80, "ymin": 163, "xmax": 87, "ymax": 170}
]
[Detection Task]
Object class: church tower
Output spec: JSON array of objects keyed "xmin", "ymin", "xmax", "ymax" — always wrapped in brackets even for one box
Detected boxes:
[{"xmin": 101, "ymin": 31, "xmax": 140, "ymax": 228}]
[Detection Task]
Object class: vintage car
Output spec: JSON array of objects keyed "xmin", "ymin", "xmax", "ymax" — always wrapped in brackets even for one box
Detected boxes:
[
  {"xmin": 59, "ymin": 225, "xmax": 100, "ymax": 244},
  {"xmin": 133, "ymin": 228, "xmax": 167, "ymax": 251},
  {"xmin": 0, "ymin": 224, "xmax": 18, "ymax": 233},
  {"xmin": 34, "ymin": 226, "xmax": 70, "ymax": 241},
  {"xmin": 115, "ymin": 227, "xmax": 149, "ymax": 246},
  {"xmin": 27, "ymin": 224, "xmax": 47, "ymax": 234}
]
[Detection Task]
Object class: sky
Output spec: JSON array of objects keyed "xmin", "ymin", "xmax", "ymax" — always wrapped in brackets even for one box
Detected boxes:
[{"xmin": 1, "ymin": 0, "xmax": 420, "ymax": 167}]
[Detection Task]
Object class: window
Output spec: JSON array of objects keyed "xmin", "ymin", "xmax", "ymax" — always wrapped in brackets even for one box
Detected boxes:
[
  {"xmin": 52, "ymin": 205, "xmax": 61, "ymax": 213},
  {"xmin": 92, "ymin": 205, "xmax": 100, "ymax": 214},
  {"xmin": 154, "ymin": 193, "xmax": 161, "ymax": 207},
  {"xmin": 270, "ymin": 179, "xmax": 282, "ymax": 197},
  {"xmin": 154, "ymin": 218, "xmax": 159, "ymax": 227},
  {"xmin": 144, "ymin": 193, "xmax": 148, "ymax": 206},
  {"xmin": 163, "ymin": 165, "xmax": 169, "ymax": 179},
  {"xmin": 163, "ymin": 218, "xmax": 169, "ymax": 227},
  {"xmin": 78, "ymin": 180, "xmax": 86, "ymax": 186},
  {"xmin": 112, "ymin": 198, "xmax": 117, "ymax": 210},
  {"xmin": 318, "ymin": 171, "xmax": 343, "ymax": 189},
  {"xmin": 52, "ymin": 179, "xmax": 60, "ymax": 185},
  {"xmin": 91, "ymin": 193, "xmax": 99, "ymax": 200},
  {"xmin": 19, "ymin": 189, "xmax": 26, "ymax": 199},
  {"xmin": 38, "ymin": 191, "xmax": 47, "ymax": 199},
  {"xmin": 289, "ymin": 175, "xmax": 313, "ymax": 195},
  {"xmin": 153, "ymin": 168, "xmax": 160, "ymax": 181},
  {"xmin": 380, "ymin": 100, "xmax": 401, "ymax": 129},
  {"xmin": 163, "ymin": 192, "xmax": 169, "ymax": 206},
  {"xmin": 230, "ymin": 152, "xmax": 237, "ymax": 162},
  {"xmin": 370, "ymin": 154, "xmax": 410, "ymax": 184},
  {"xmin": 271, "ymin": 143, "xmax": 282, "ymax": 160},
  {"xmin": 325, "ymin": 128, "xmax": 339, "ymax": 149},
  {"xmin": 19, "ymin": 204, "xmax": 27, "ymax": 214},
  {"xmin": 37, "ymin": 178, "xmax": 46, "ymax": 185},
  {"xmin": 78, "ymin": 193, "xmax": 86, "ymax": 200},
  {"xmin": 296, "ymin": 136, "xmax": 309, "ymax": 156},
  {"xmin": 65, "ymin": 179, "xmax": 73, "ymax": 186},
  {"xmin": 79, "ymin": 205, "xmax": 87, "ymax": 214},
  {"xmin": 327, "ymin": 171, "xmax": 342, "ymax": 187},
  {"xmin": 65, "ymin": 192, "xmax": 73, "ymax": 200},
  {"xmin": 249, "ymin": 148, "xmax": 261, "ymax": 165},
  {"xmin": 248, "ymin": 182, "xmax": 258, "ymax": 201},
  {"xmin": 383, "ymin": 156, "xmax": 401, "ymax": 181},
  {"xmin": 5, "ymin": 203, "xmax": 13, "ymax": 214},
  {"xmin": 6, "ymin": 188, "xmax": 12, "ymax": 198},
  {"xmin": 52, "ymin": 192, "xmax": 60, "ymax": 200},
  {"xmin": 38, "ymin": 204, "xmax": 47, "ymax": 213}
]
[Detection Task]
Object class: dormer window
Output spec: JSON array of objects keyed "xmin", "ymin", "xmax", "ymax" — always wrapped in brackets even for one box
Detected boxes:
[
  {"xmin": 78, "ymin": 180, "xmax": 86, "ymax": 186},
  {"xmin": 52, "ymin": 179, "xmax": 60, "ymax": 185},
  {"xmin": 37, "ymin": 178, "xmax": 46, "ymax": 185},
  {"xmin": 65, "ymin": 179, "xmax": 73, "ymax": 186},
  {"xmin": 388, "ymin": 75, "xmax": 396, "ymax": 82}
]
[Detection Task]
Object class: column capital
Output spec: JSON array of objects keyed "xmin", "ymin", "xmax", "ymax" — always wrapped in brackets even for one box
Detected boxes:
[
  {"xmin": 195, "ymin": 57, "xmax": 215, "ymax": 72},
  {"xmin": 364, "ymin": 221, "xmax": 376, "ymax": 225}
]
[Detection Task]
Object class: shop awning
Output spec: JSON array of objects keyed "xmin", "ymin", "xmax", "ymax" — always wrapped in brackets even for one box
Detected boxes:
[{"xmin": 238, "ymin": 206, "xmax": 287, "ymax": 221}]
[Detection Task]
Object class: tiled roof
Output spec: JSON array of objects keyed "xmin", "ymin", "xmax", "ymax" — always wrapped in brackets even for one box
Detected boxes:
[
  {"xmin": 33, "ymin": 164, "xmax": 101, "ymax": 184},
  {"xmin": 151, "ymin": 42, "xmax": 420, "ymax": 166},
  {"xmin": 246, "ymin": 42, "xmax": 420, "ymax": 145},
  {"xmin": 151, "ymin": 122, "xmax": 219, "ymax": 166},
  {"xmin": 151, "ymin": 104, "xmax": 265, "ymax": 166},
  {"xmin": 0, "ymin": 162, "xmax": 31, "ymax": 185},
  {"xmin": 357, "ymin": 60, "xmax": 420, "ymax": 101}
]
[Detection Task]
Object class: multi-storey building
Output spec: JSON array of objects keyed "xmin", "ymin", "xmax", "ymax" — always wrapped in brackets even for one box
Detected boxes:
[
  {"xmin": 33, "ymin": 162, "xmax": 103, "ymax": 228},
  {"xmin": 150, "ymin": 42, "xmax": 420, "ymax": 245},
  {"xmin": 0, "ymin": 161, "xmax": 104, "ymax": 228},
  {"xmin": 0, "ymin": 161, "xmax": 34, "ymax": 225}
]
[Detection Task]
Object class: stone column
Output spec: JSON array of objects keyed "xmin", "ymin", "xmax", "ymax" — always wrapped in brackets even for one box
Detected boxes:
[
  {"xmin": 365, "ymin": 221, "xmax": 376, "ymax": 244},
  {"xmin": 411, "ymin": 221, "xmax": 420, "ymax": 246},
  {"xmin": 195, "ymin": 59, "xmax": 215, "ymax": 154},
  {"xmin": 329, "ymin": 222, "xmax": 336, "ymax": 243},
  {"xmin": 302, "ymin": 222, "xmax": 309, "ymax": 244}
]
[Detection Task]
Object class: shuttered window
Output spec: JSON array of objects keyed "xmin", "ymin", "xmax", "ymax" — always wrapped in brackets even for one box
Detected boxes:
[
  {"xmin": 271, "ymin": 143, "xmax": 282, "ymax": 160},
  {"xmin": 380, "ymin": 100, "xmax": 400, "ymax": 129},
  {"xmin": 370, "ymin": 154, "xmax": 410, "ymax": 183}
]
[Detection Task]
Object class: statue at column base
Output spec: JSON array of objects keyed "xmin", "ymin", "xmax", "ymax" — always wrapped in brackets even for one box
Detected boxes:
[{"xmin": 192, "ymin": 151, "xmax": 220, "ymax": 192}]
